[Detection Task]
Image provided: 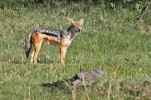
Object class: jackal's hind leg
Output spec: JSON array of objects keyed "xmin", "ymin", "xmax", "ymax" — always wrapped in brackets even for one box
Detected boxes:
[{"xmin": 33, "ymin": 41, "xmax": 42, "ymax": 64}]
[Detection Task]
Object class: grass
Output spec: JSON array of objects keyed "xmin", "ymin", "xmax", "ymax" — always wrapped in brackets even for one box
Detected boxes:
[{"xmin": 0, "ymin": 3, "xmax": 151, "ymax": 100}]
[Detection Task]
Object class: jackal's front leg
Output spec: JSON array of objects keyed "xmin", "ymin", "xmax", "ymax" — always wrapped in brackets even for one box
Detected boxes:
[{"xmin": 59, "ymin": 46, "xmax": 67, "ymax": 65}]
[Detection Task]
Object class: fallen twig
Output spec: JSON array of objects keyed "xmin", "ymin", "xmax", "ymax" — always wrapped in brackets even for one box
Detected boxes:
[{"xmin": 134, "ymin": 6, "xmax": 149, "ymax": 26}]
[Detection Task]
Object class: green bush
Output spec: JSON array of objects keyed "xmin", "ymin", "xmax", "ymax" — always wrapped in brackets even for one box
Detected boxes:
[{"xmin": 0, "ymin": 0, "xmax": 150, "ymax": 9}]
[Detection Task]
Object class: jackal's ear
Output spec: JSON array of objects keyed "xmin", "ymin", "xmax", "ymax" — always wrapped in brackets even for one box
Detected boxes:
[
  {"xmin": 79, "ymin": 18, "xmax": 84, "ymax": 25},
  {"xmin": 67, "ymin": 17, "xmax": 74, "ymax": 24}
]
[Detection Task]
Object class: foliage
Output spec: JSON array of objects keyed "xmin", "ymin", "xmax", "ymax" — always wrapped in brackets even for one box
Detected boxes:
[{"xmin": 0, "ymin": 0, "xmax": 150, "ymax": 10}]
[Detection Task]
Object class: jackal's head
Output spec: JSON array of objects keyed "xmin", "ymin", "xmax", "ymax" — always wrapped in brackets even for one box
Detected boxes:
[{"xmin": 67, "ymin": 17, "xmax": 84, "ymax": 33}]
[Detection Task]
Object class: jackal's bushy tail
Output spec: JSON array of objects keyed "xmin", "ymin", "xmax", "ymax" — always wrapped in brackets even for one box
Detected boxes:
[{"xmin": 25, "ymin": 32, "xmax": 32, "ymax": 58}]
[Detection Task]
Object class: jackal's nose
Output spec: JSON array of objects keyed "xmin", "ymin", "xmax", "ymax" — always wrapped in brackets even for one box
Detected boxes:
[{"xmin": 78, "ymin": 29, "xmax": 81, "ymax": 32}]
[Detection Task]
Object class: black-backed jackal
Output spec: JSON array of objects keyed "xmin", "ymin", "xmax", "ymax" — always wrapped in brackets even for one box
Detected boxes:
[{"xmin": 25, "ymin": 18, "xmax": 84, "ymax": 64}]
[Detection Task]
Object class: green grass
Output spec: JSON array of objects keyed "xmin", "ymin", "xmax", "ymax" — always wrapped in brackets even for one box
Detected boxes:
[{"xmin": 0, "ymin": 3, "xmax": 151, "ymax": 100}]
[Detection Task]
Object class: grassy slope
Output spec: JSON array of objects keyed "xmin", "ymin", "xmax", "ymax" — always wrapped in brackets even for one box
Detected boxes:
[{"xmin": 0, "ymin": 3, "xmax": 151, "ymax": 100}]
